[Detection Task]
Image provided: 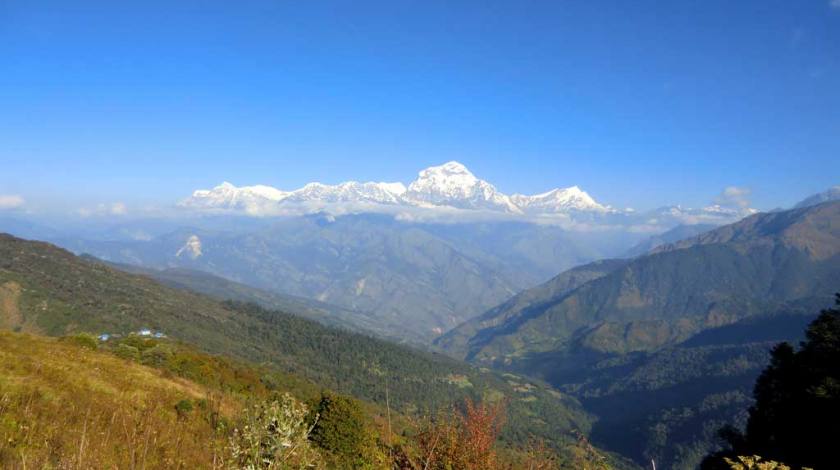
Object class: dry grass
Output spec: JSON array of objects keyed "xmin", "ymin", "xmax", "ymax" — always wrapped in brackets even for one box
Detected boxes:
[{"xmin": 0, "ymin": 331, "xmax": 237, "ymax": 469}]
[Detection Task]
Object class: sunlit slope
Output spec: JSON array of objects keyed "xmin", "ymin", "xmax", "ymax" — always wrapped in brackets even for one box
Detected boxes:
[
  {"xmin": 0, "ymin": 233, "xmax": 593, "ymax": 450},
  {"xmin": 0, "ymin": 331, "xmax": 234, "ymax": 468}
]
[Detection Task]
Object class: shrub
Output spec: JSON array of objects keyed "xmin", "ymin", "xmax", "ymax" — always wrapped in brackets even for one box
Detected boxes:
[
  {"xmin": 309, "ymin": 392, "xmax": 382, "ymax": 468},
  {"xmin": 175, "ymin": 399, "xmax": 194, "ymax": 418},
  {"xmin": 140, "ymin": 344, "xmax": 173, "ymax": 367},
  {"xmin": 722, "ymin": 455, "xmax": 800, "ymax": 470},
  {"xmin": 228, "ymin": 394, "xmax": 321, "ymax": 469},
  {"xmin": 114, "ymin": 343, "xmax": 140, "ymax": 361},
  {"xmin": 64, "ymin": 332, "xmax": 99, "ymax": 350}
]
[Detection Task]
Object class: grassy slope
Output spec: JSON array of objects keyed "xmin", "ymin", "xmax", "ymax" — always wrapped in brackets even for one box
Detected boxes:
[
  {"xmin": 0, "ymin": 233, "xmax": 597, "ymax": 456},
  {"xmin": 0, "ymin": 331, "xmax": 234, "ymax": 469}
]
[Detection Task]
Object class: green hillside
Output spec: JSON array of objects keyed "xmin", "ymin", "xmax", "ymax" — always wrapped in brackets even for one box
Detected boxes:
[
  {"xmin": 444, "ymin": 202, "xmax": 839, "ymax": 366},
  {"xmin": 436, "ymin": 201, "xmax": 840, "ymax": 468},
  {"xmin": 435, "ymin": 258, "xmax": 630, "ymax": 358},
  {"xmin": 97, "ymin": 260, "xmax": 400, "ymax": 340},
  {"xmin": 0, "ymin": 233, "xmax": 594, "ymax": 456}
]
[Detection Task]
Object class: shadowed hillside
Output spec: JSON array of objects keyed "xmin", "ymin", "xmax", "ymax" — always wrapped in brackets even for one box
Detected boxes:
[
  {"xmin": 442, "ymin": 202, "xmax": 839, "ymax": 366},
  {"xmin": 437, "ymin": 201, "xmax": 840, "ymax": 468}
]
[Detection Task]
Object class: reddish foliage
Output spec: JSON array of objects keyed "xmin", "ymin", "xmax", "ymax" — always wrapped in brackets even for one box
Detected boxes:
[{"xmin": 416, "ymin": 398, "xmax": 506, "ymax": 470}]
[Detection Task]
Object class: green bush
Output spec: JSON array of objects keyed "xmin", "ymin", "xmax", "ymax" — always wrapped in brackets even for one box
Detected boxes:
[
  {"xmin": 309, "ymin": 392, "xmax": 382, "ymax": 469},
  {"xmin": 114, "ymin": 343, "xmax": 140, "ymax": 361},
  {"xmin": 64, "ymin": 332, "xmax": 99, "ymax": 350},
  {"xmin": 122, "ymin": 335, "xmax": 158, "ymax": 351},
  {"xmin": 140, "ymin": 344, "xmax": 173, "ymax": 367},
  {"xmin": 175, "ymin": 399, "xmax": 194, "ymax": 418}
]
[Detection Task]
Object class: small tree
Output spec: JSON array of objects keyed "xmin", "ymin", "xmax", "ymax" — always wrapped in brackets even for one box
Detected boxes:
[
  {"xmin": 228, "ymin": 394, "xmax": 321, "ymax": 469},
  {"xmin": 416, "ymin": 398, "xmax": 506, "ymax": 470},
  {"xmin": 309, "ymin": 392, "xmax": 381, "ymax": 468}
]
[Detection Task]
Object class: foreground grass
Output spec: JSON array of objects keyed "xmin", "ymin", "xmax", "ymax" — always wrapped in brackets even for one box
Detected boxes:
[{"xmin": 0, "ymin": 331, "xmax": 236, "ymax": 469}]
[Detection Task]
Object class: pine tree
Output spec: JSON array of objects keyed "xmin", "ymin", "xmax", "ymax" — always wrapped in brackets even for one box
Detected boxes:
[{"xmin": 703, "ymin": 293, "xmax": 840, "ymax": 469}]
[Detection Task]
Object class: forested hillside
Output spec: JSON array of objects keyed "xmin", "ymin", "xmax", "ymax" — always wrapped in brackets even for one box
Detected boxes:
[
  {"xmin": 443, "ymin": 202, "xmax": 839, "ymax": 366},
  {"xmin": 56, "ymin": 214, "xmax": 640, "ymax": 343},
  {"xmin": 437, "ymin": 201, "xmax": 840, "ymax": 468},
  {"xmin": 436, "ymin": 258, "xmax": 630, "ymax": 357},
  {"xmin": 97, "ymin": 260, "xmax": 397, "ymax": 340},
  {"xmin": 0, "ymin": 232, "xmax": 601, "ymax": 460},
  {"xmin": 702, "ymin": 295, "xmax": 840, "ymax": 469}
]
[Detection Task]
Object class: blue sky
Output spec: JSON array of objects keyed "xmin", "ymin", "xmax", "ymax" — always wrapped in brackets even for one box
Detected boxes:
[{"xmin": 1, "ymin": 0, "xmax": 839, "ymax": 214}]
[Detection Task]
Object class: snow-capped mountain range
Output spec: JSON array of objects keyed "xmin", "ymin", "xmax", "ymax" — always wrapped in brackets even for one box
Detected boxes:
[
  {"xmin": 180, "ymin": 161, "xmax": 755, "ymax": 226},
  {"xmin": 181, "ymin": 161, "xmax": 611, "ymax": 216}
]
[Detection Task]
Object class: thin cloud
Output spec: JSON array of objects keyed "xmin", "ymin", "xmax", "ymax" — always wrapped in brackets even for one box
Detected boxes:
[
  {"xmin": 110, "ymin": 202, "xmax": 128, "ymax": 215},
  {"xmin": 77, "ymin": 202, "xmax": 129, "ymax": 217},
  {"xmin": 0, "ymin": 194, "xmax": 25, "ymax": 210},
  {"xmin": 714, "ymin": 186, "xmax": 752, "ymax": 209},
  {"xmin": 832, "ymin": 0, "xmax": 840, "ymax": 9}
]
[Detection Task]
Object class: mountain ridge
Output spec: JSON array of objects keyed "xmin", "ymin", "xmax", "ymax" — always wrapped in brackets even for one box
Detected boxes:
[
  {"xmin": 57, "ymin": 214, "xmax": 627, "ymax": 342},
  {"xmin": 439, "ymin": 201, "xmax": 840, "ymax": 364},
  {"xmin": 181, "ymin": 161, "xmax": 609, "ymax": 216},
  {"xmin": 181, "ymin": 161, "xmax": 757, "ymax": 225},
  {"xmin": 0, "ymin": 231, "xmax": 597, "ymax": 453},
  {"xmin": 435, "ymin": 201, "xmax": 840, "ymax": 468}
]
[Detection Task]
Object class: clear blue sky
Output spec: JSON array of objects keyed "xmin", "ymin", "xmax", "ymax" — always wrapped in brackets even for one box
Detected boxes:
[{"xmin": 1, "ymin": 0, "xmax": 839, "ymax": 213}]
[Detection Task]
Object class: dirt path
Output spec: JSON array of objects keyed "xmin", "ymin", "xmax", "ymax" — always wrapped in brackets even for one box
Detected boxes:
[{"xmin": 0, "ymin": 281, "xmax": 23, "ymax": 330}]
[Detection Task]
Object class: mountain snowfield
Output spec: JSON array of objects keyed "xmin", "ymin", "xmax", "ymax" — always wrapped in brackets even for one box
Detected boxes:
[
  {"xmin": 180, "ymin": 161, "xmax": 754, "ymax": 226},
  {"xmin": 181, "ymin": 161, "xmax": 540, "ymax": 215}
]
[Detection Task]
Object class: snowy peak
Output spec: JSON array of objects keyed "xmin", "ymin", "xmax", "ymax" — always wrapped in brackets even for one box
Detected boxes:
[
  {"xmin": 175, "ymin": 235, "xmax": 203, "ymax": 259},
  {"xmin": 406, "ymin": 161, "xmax": 521, "ymax": 213},
  {"xmin": 189, "ymin": 181, "xmax": 289, "ymax": 202},
  {"xmin": 182, "ymin": 182, "xmax": 290, "ymax": 215},
  {"xmin": 512, "ymin": 186, "xmax": 609, "ymax": 213},
  {"xmin": 180, "ymin": 161, "xmax": 614, "ymax": 218},
  {"xmin": 180, "ymin": 179, "xmax": 407, "ymax": 214},
  {"xmin": 286, "ymin": 181, "xmax": 407, "ymax": 204},
  {"xmin": 646, "ymin": 204, "xmax": 758, "ymax": 226},
  {"xmin": 407, "ymin": 161, "xmax": 480, "ymax": 198}
]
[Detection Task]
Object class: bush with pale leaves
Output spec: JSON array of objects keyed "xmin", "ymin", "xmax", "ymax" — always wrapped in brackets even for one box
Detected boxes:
[{"xmin": 228, "ymin": 394, "xmax": 322, "ymax": 469}]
